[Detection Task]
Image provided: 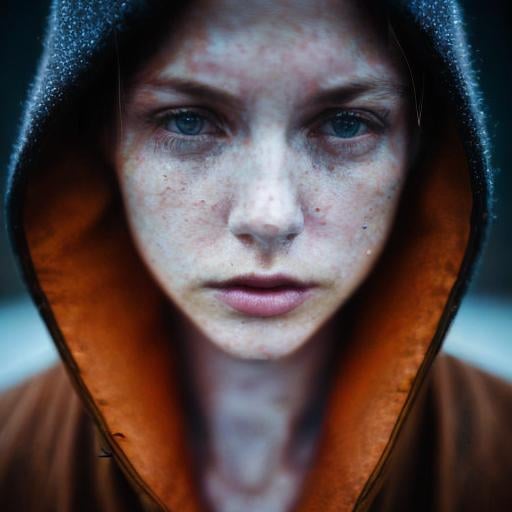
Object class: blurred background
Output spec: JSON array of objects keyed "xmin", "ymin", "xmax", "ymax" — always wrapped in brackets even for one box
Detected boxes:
[{"xmin": 1, "ymin": 0, "xmax": 511, "ymax": 390}]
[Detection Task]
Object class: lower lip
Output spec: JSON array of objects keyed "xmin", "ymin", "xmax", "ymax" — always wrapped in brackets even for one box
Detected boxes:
[{"xmin": 214, "ymin": 286, "xmax": 313, "ymax": 318}]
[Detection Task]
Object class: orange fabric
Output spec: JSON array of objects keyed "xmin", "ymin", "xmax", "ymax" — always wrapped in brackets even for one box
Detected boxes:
[
  {"xmin": 23, "ymin": 123, "xmax": 471, "ymax": 511},
  {"xmin": 24, "ymin": 152, "xmax": 201, "ymax": 511}
]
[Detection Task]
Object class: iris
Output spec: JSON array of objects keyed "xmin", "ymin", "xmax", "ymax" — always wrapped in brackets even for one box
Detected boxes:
[
  {"xmin": 173, "ymin": 113, "xmax": 204, "ymax": 135},
  {"xmin": 330, "ymin": 113, "xmax": 365, "ymax": 138}
]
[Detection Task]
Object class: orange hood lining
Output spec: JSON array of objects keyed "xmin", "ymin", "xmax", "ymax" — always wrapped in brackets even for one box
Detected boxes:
[{"xmin": 23, "ymin": 121, "xmax": 472, "ymax": 511}]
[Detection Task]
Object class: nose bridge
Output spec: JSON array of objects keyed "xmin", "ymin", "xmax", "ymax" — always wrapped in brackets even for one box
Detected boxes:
[
  {"xmin": 229, "ymin": 136, "xmax": 304, "ymax": 249},
  {"xmin": 251, "ymin": 140, "xmax": 292, "ymax": 219}
]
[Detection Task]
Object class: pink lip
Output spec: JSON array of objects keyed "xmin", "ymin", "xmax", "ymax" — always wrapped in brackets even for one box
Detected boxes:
[{"xmin": 207, "ymin": 274, "xmax": 316, "ymax": 318}]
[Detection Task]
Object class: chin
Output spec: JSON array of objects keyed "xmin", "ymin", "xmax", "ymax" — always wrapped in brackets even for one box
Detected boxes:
[
  {"xmin": 214, "ymin": 339, "xmax": 304, "ymax": 361},
  {"xmin": 202, "ymin": 317, "xmax": 324, "ymax": 361}
]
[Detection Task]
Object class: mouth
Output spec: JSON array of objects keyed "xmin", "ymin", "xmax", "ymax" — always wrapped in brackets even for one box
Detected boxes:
[{"xmin": 206, "ymin": 274, "xmax": 316, "ymax": 318}]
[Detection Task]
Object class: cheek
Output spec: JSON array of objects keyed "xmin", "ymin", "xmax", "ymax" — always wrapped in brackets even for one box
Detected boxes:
[
  {"xmin": 117, "ymin": 148, "xmax": 231, "ymax": 274},
  {"xmin": 304, "ymin": 158, "xmax": 405, "ymax": 277}
]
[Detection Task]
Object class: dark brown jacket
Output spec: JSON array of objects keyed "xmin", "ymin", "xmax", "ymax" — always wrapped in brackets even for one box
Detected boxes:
[{"xmin": 2, "ymin": 355, "xmax": 512, "ymax": 511}]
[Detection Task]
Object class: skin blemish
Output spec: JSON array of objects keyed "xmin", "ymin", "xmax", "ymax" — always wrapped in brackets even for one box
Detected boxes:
[
  {"xmin": 156, "ymin": 186, "xmax": 174, "ymax": 210},
  {"xmin": 315, "ymin": 207, "xmax": 321, "ymax": 212}
]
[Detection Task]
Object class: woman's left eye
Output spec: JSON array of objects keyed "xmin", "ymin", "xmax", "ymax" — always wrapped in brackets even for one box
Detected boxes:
[
  {"xmin": 318, "ymin": 112, "xmax": 371, "ymax": 139},
  {"xmin": 161, "ymin": 110, "xmax": 218, "ymax": 136}
]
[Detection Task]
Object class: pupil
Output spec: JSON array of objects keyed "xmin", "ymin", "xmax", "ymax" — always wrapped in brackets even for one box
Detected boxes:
[
  {"xmin": 175, "ymin": 113, "xmax": 203, "ymax": 135},
  {"xmin": 331, "ymin": 115, "xmax": 361, "ymax": 138}
]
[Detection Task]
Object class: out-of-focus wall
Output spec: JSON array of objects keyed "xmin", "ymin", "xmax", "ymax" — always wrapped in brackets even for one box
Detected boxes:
[
  {"xmin": 468, "ymin": 0, "xmax": 512, "ymax": 295},
  {"xmin": 0, "ymin": 0, "xmax": 49, "ymax": 297}
]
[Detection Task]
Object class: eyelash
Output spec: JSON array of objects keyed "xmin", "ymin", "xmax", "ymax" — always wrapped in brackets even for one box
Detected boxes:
[
  {"xmin": 152, "ymin": 108, "xmax": 225, "ymax": 155},
  {"xmin": 151, "ymin": 107, "xmax": 388, "ymax": 158},
  {"xmin": 311, "ymin": 109, "xmax": 386, "ymax": 135}
]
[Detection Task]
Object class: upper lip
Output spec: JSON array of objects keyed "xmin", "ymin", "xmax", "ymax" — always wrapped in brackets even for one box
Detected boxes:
[{"xmin": 207, "ymin": 273, "xmax": 316, "ymax": 289}]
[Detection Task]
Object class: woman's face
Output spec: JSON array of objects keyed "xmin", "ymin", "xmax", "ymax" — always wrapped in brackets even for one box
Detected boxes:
[{"xmin": 116, "ymin": 0, "xmax": 413, "ymax": 359}]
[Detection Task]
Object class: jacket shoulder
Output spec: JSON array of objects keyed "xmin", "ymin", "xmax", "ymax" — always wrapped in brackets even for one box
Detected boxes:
[
  {"xmin": 0, "ymin": 365, "xmax": 141, "ymax": 511},
  {"xmin": 432, "ymin": 352, "xmax": 512, "ymax": 421},
  {"xmin": 427, "ymin": 354, "xmax": 512, "ymax": 510},
  {"xmin": 0, "ymin": 363, "xmax": 85, "ymax": 433},
  {"xmin": 427, "ymin": 353, "xmax": 512, "ymax": 437},
  {"xmin": 0, "ymin": 365, "xmax": 87, "ymax": 509},
  {"xmin": 0, "ymin": 364, "xmax": 85, "ymax": 466},
  {"xmin": 373, "ymin": 353, "xmax": 512, "ymax": 512}
]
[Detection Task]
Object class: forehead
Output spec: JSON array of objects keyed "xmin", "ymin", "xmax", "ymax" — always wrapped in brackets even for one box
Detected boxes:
[{"xmin": 135, "ymin": 0, "xmax": 404, "ymax": 97}]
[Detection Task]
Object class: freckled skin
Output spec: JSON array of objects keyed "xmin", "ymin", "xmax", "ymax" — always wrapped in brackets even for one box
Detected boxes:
[
  {"xmin": 115, "ymin": 1, "xmax": 413, "ymax": 510},
  {"xmin": 117, "ymin": 1, "xmax": 411, "ymax": 360}
]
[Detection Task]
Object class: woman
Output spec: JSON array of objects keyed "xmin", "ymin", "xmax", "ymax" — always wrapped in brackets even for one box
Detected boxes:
[{"xmin": 1, "ymin": 0, "xmax": 511, "ymax": 511}]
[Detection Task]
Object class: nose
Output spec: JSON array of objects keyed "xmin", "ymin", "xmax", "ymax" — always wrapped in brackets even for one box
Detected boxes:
[{"xmin": 228, "ymin": 146, "xmax": 304, "ymax": 252}]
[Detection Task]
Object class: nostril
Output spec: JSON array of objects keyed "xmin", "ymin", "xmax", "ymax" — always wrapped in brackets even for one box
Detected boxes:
[
  {"xmin": 238, "ymin": 234, "xmax": 253, "ymax": 246},
  {"xmin": 228, "ymin": 202, "xmax": 304, "ymax": 249}
]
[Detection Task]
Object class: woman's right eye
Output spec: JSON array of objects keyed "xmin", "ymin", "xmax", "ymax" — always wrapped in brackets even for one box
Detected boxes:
[
  {"xmin": 151, "ymin": 109, "xmax": 227, "ymax": 157},
  {"xmin": 161, "ymin": 111, "xmax": 218, "ymax": 136}
]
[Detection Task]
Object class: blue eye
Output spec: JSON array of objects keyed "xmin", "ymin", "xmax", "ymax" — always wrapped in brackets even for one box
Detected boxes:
[
  {"xmin": 169, "ymin": 112, "xmax": 205, "ymax": 135},
  {"xmin": 328, "ymin": 113, "xmax": 368, "ymax": 138},
  {"xmin": 161, "ymin": 111, "xmax": 215, "ymax": 136}
]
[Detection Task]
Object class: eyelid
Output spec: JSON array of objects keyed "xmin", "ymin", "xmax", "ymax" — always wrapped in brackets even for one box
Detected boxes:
[
  {"xmin": 309, "ymin": 108, "xmax": 389, "ymax": 136},
  {"xmin": 153, "ymin": 107, "xmax": 227, "ymax": 136}
]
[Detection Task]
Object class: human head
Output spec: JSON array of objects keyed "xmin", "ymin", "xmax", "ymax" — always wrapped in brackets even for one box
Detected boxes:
[{"xmin": 114, "ymin": 0, "xmax": 416, "ymax": 359}]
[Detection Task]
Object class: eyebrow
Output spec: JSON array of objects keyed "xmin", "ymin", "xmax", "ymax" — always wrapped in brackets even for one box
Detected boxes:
[
  {"xmin": 309, "ymin": 79, "xmax": 410, "ymax": 106},
  {"xmin": 142, "ymin": 76, "xmax": 409, "ymax": 109},
  {"xmin": 142, "ymin": 77, "xmax": 245, "ymax": 111}
]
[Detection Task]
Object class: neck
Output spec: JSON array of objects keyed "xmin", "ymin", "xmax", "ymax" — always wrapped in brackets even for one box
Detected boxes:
[{"xmin": 179, "ymin": 319, "xmax": 337, "ymax": 512}]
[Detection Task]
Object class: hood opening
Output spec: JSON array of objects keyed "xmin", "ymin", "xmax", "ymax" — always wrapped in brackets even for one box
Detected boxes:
[
  {"xmin": 6, "ymin": 3, "xmax": 483, "ymax": 510},
  {"xmin": 20, "ymin": 92, "xmax": 472, "ymax": 511}
]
